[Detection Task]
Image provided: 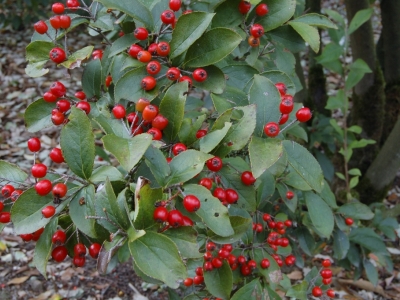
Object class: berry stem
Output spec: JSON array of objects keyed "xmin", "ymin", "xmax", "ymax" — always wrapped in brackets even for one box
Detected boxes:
[
  {"xmin": 47, "ymin": 170, "xmax": 88, "ymax": 185},
  {"xmin": 88, "ymin": 26, "xmax": 112, "ymax": 45},
  {"xmin": 131, "ymin": 120, "xmax": 144, "ymax": 137},
  {"xmin": 226, "ymin": 162, "xmax": 241, "ymax": 174},
  {"xmin": 121, "ymin": 119, "xmax": 131, "ymax": 135},
  {"xmin": 279, "ymin": 118, "xmax": 298, "ymax": 133}
]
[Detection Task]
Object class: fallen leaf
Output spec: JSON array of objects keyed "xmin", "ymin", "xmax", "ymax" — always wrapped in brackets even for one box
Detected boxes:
[
  {"xmin": 30, "ymin": 290, "xmax": 53, "ymax": 300},
  {"xmin": 338, "ymin": 279, "xmax": 390, "ymax": 298},
  {"xmin": 287, "ymin": 270, "xmax": 303, "ymax": 280},
  {"xmin": 7, "ymin": 276, "xmax": 29, "ymax": 285}
]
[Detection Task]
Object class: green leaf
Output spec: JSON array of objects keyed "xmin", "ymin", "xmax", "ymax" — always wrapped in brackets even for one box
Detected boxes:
[
  {"xmin": 212, "ymin": 0, "xmax": 243, "ymax": 29},
  {"xmin": 60, "ymin": 107, "xmax": 95, "ymax": 180},
  {"xmin": 183, "ymin": 184, "xmax": 234, "ymax": 237},
  {"xmin": 109, "ymin": 35, "xmax": 138, "ymax": 57},
  {"xmin": 102, "ymin": 133, "xmax": 153, "ymax": 172},
  {"xmin": 69, "ymin": 185, "xmax": 98, "ymax": 238},
  {"xmin": 276, "ymin": 183, "xmax": 297, "ymax": 213},
  {"xmin": 170, "ymin": 12, "xmax": 215, "ymax": 59},
  {"xmin": 33, "ymin": 217, "xmax": 58, "ymax": 278},
  {"xmin": 165, "ymin": 150, "xmax": 212, "ymax": 187},
  {"xmin": 92, "ymin": 104, "xmax": 132, "ymax": 138},
  {"xmin": 144, "ymin": 145, "xmax": 171, "ymax": 186},
  {"xmin": 288, "ymin": 21, "xmax": 320, "ymax": 53},
  {"xmin": 184, "ymin": 28, "xmax": 242, "ymax": 67},
  {"xmin": 222, "ymin": 64, "xmax": 259, "ymax": 91},
  {"xmin": 163, "ymin": 227, "xmax": 202, "ymax": 259},
  {"xmin": 320, "ymin": 180, "xmax": 338, "ymax": 209},
  {"xmin": 349, "ymin": 138, "xmax": 376, "ymax": 149},
  {"xmin": 24, "ymin": 99, "xmax": 54, "ymax": 132},
  {"xmin": 208, "ymin": 216, "xmax": 252, "ymax": 243},
  {"xmin": 260, "ymin": 70, "xmax": 296, "ymax": 95},
  {"xmin": 296, "ymin": 227, "xmax": 316, "ymax": 256},
  {"xmin": 286, "ymin": 280, "xmax": 308, "ymax": 300},
  {"xmin": 256, "ymin": 0, "xmax": 297, "ymax": 32},
  {"xmin": 345, "ymin": 59, "xmax": 372, "ymax": 90},
  {"xmin": 11, "ymin": 187, "xmax": 70, "ymax": 235},
  {"xmin": 159, "ymin": 81, "xmax": 188, "ymax": 142},
  {"xmin": 25, "ymin": 41, "xmax": 54, "ymax": 77},
  {"xmin": 82, "ymin": 59, "xmax": 102, "ymax": 99},
  {"xmin": 204, "ymin": 261, "xmax": 233, "ymax": 300},
  {"xmin": 325, "ymin": 90, "xmax": 347, "ymax": 110},
  {"xmin": 89, "ymin": 166, "xmax": 124, "ymax": 183},
  {"xmin": 193, "ymin": 65, "xmax": 226, "ymax": 94},
  {"xmin": 129, "ymin": 232, "xmax": 187, "ymax": 288},
  {"xmin": 337, "ymin": 201, "xmax": 374, "ymax": 220},
  {"xmin": 349, "ymin": 228, "xmax": 389, "ymax": 255},
  {"xmin": 348, "ymin": 126, "xmax": 362, "ymax": 134},
  {"xmin": 248, "ymin": 75, "xmax": 282, "ymax": 137},
  {"xmin": 0, "ymin": 161, "xmax": 28, "ymax": 183},
  {"xmin": 253, "ymin": 248, "xmax": 281, "ymax": 285},
  {"xmin": 267, "ymin": 25, "xmax": 307, "ymax": 53},
  {"xmin": 96, "ymin": 0, "xmax": 154, "ymax": 29},
  {"xmin": 179, "ymin": 115, "xmax": 207, "ymax": 146},
  {"xmin": 315, "ymin": 43, "xmax": 343, "ymax": 74},
  {"xmin": 363, "ymin": 259, "xmax": 378, "ymax": 286},
  {"xmin": 231, "ymin": 278, "xmax": 263, "ymax": 300},
  {"xmin": 348, "ymin": 8, "xmax": 373, "ymax": 35},
  {"xmin": 349, "ymin": 176, "xmax": 359, "ymax": 189},
  {"xmin": 256, "ymin": 171, "xmax": 276, "ymax": 206},
  {"xmin": 333, "ymin": 229, "xmax": 350, "ymax": 260},
  {"xmin": 95, "ymin": 179, "xmax": 130, "ymax": 231},
  {"xmin": 304, "ymin": 191, "xmax": 334, "ymax": 238},
  {"xmin": 200, "ymin": 122, "xmax": 232, "ymax": 153},
  {"xmin": 25, "ymin": 61, "xmax": 49, "ymax": 78},
  {"xmin": 325, "ymin": 9, "xmax": 345, "ymax": 26},
  {"xmin": 133, "ymin": 183, "xmax": 162, "ymax": 230},
  {"xmin": 293, "ymin": 13, "xmax": 337, "ymax": 29},
  {"xmin": 249, "ymin": 137, "xmax": 283, "ymax": 178},
  {"xmin": 213, "ymin": 105, "xmax": 257, "ymax": 158},
  {"xmin": 60, "ymin": 46, "xmax": 93, "ymax": 69},
  {"xmin": 283, "ymin": 141, "xmax": 324, "ymax": 192}
]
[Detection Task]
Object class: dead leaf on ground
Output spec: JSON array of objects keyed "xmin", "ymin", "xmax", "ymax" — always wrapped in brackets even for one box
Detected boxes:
[
  {"xmin": 7, "ymin": 276, "xmax": 29, "ymax": 285},
  {"xmin": 29, "ymin": 290, "xmax": 53, "ymax": 300},
  {"xmin": 338, "ymin": 279, "xmax": 391, "ymax": 299},
  {"xmin": 87, "ymin": 282, "xmax": 109, "ymax": 289},
  {"xmin": 287, "ymin": 270, "xmax": 303, "ymax": 280}
]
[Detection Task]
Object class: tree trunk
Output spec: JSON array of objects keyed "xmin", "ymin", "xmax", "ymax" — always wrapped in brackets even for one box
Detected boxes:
[
  {"xmin": 344, "ymin": 0, "xmax": 386, "ymax": 177},
  {"xmin": 293, "ymin": 53, "xmax": 308, "ymax": 104}
]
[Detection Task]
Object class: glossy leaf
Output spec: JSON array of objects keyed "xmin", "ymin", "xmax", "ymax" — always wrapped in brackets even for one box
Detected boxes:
[
  {"xmin": 260, "ymin": 70, "xmax": 296, "ymax": 95},
  {"xmin": 193, "ymin": 65, "xmax": 226, "ymax": 94},
  {"xmin": 212, "ymin": 0, "xmax": 243, "ymax": 29}
]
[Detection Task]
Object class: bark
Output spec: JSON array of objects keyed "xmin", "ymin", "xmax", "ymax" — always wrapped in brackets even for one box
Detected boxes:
[{"xmin": 293, "ymin": 53, "xmax": 308, "ymax": 104}]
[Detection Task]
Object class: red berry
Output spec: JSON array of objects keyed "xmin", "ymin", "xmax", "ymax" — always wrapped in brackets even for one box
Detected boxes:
[
  {"xmin": 134, "ymin": 27, "xmax": 148, "ymax": 40},
  {"xmin": 66, "ymin": 0, "xmax": 79, "ymax": 9},
  {"xmin": 279, "ymin": 113, "xmax": 289, "ymax": 125},
  {"xmin": 196, "ymin": 129, "xmax": 207, "ymax": 139},
  {"xmin": 238, "ymin": 1, "xmax": 251, "ymax": 14},
  {"xmin": 326, "ymin": 289, "xmax": 335, "ymax": 298},
  {"xmin": 57, "ymin": 99, "xmax": 71, "ymax": 113},
  {"xmin": 31, "ymin": 163, "xmax": 47, "ymax": 178},
  {"xmin": 151, "ymin": 114, "xmax": 168, "ymax": 130},
  {"xmin": 285, "ymin": 255, "xmax": 296, "ymax": 266},
  {"xmin": 166, "ymin": 67, "xmax": 181, "ymax": 81},
  {"xmin": 0, "ymin": 202, "xmax": 3, "ymax": 212},
  {"xmin": 199, "ymin": 178, "xmax": 213, "ymax": 190},
  {"xmin": 183, "ymin": 195, "xmax": 201, "ymax": 212},
  {"xmin": 206, "ymin": 157, "xmax": 223, "ymax": 172},
  {"xmin": 34, "ymin": 20, "xmax": 48, "ymax": 34},
  {"xmin": 74, "ymin": 243, "xmax": 86, "ymax": 257},
  {"xmin": 59, "ymin": 15, "xmax": 71, "ymax": 29},
  {"xmin": 261, "ymin": 258, "xmax": 270, "ymax": 269},
  {"xmin": 182, "ymin": 216, "xmax": 193, "ymax": 226},
  {"xmin": 195, "ymin": 267, "xmax": 203, "ymax": 276},
  {"xmin": 322, "ymin": 259, "xmax": 331, "ymax": 268},
  {"xmin": 161, "ymin": 10, "xmax": 175, "ymax": 24},
  {"xmin": 248, "ymin": 36, "xmax": 260, "ymax": 47},
  {"xmin": 206, "ymin": 242, "xmax": 216, "ymax": 251},
  {"xmin": 52, "ymin": 246, "xmax": 68, "ymax": 262},
  {"xmin": 50, "ymin": 15, "xmax": 61, "ymax": 29},
  {"xmin": 255, "ymin": 223, "xmax": 263, "ymax": 233},
  {"xmin": 146, "ymin": 60, "xmax": 162, "ymax": 75},
  {"xmin": 312, "ymin": 286, "xmax": 323, "ymax": 297},
  {"xmin": 255, "ymin": 3, "xmax": 269, "ymax": 16},
  {"xmin": 183, "ymin": 278, "xmax": 193, "ymax": 286},
  {"xmin": 218, "ymin": 249, "xmax": 230, "ymax": 259},
  {"xmin": 345, "ymin": 217, "xmax": 354, "ymax": 226},
  {"xmin": 168, "ymin": 210, "xmax": 183, "ymax": 227},
  {"xmin": 227, "ymin": 254, "xmax": 237, "ymax": 265},
  {"xmin": 89, "ymin": 243, "xmax": 101, "ymax": 258},
  {"xmin": 28, "ymin": 137, "xmax": 41, "ymax": 152},
  {"xmin": 127, "ymin": 112, "xmax": 140, "ymax": 125},
  {"xmin": 248, "ymin": 260, "xmax": 257, "ymax": 269},
  {"xmin": 284, "ymin": 220, "xmax": 292, "ymax": 227},
  {"xmin": 52, "ymin": 2, "xmax": 65, "ymax": 14},
  {"xmin": 192, "ymin": 68, "xmax": 207, "ymax": 82},
  {"xmin": 148, "ymin": 43, "xmax": 158, "ymax": 55},
  {"xmin": 141, "ymin": 76, "xmax": 157, "ymax": 91},
  {"xmin": 240, "ymin": 264, "xmax": 251, "ymax": 276},
  {"xmin": 105, "ymin": 75, "xmax": 112, "ymax": 87},
  {"xmin": 42, "ymin": 205, "xmax": 56, "ymax": 218},
  {"xmin": 92, "ymin": 49, "xmax": 103, "ymax": 60},
  {"xmin": 263, "ymin": 213, "xmax": 271, "ymax": 222},
  {"xmin": 73, "ymin": 255, "xmax": 86, "ymax": 267},
  {"xmin": 286, "ymin": 191, "xmax": 294, "ymax": 200},
  {"xmin": 76, "ymin": 101, "xmax": 91, "ymax": 114},
  {"xmin": 136, "ymin": 98, "xmax": 150, "ymax": 112},
  {"xmin": 213, "ymin": 187, "xmax": 226, "ymax": 202},
  {"xmin": 10, "ymin": 190, "xmax": 22, "ymax": 201},
  {"xmin": 280, "ymin": 237, "xmax": 289, "ymax": 247},
  {"xmin": 237, "ymin": 255, "xmax": 246, "ymax": 265},
  {"xmin": 296, "ymin": 107, "xmax": 312, "ymax": 122},
  {"xmin": 74, "ymin": 91, "xmax": 86, "ymax": 100},
  {"xmin": 128, "ymin": 44, "xmax": 143, "ymax": 58},
  {"xmin": 264, "ymin": 122, "xmax": 280, "ymax": 137},
  {"xmin": 49, "ymin": 47, "xmax": 66, "ymax": 64},
  {"xmin": 225, "ymin": 188, "xmax": 239, "ymax": 204},
  {"xmin": 0, "ymin": 212, "xmax": 11, "ymax": 223},
  {"xmin": 179, "ymin": 76, "xmax": 192, "ymax": 87},
  {"xmin": 241, "ymin": 171, "xmax": 256, "ymax": 185},
  {"xmin": 250, "ymin": 24, "xmax": 264, "ymax": 38},
  {"xmin": 280, "ymin": 94, "xmax": 294, "ymax": 114},
  {"xmin": 204, "ymin": 251, "xmax": 213, "ymax": 261},
  {"xmin": 50, "ymin": 81, "xmax": 66, "ymax": 98},
  {"xmin": 322, "ymin": 278, "xmax": 332, "ymax": 285},
  {"xmin": 320, "ymin": 269, "xmax": 333, "ymax": 279},
  {"xmin": 275, "ymin": 82, "xmax": 287, "ymax": 96},
  {"xmin": 157, "ymin": 42, "xmax": 170, "ymax": 56},
  {"xmin": 52, "ymin": 230, "xmax": 67, "ymax": 244},
  {"xmin": 35, "ymin": 180, "xmax": 52, "ymax": 196},
  {"xmin": 147, "ymin": 128, "xmax": 162, "ymax": 140},
  {"xmin": 211, "ymin": 257, "xmax": 223, "ymax": 268},
  {"xmin": 131, "ymin": 126, "xmax": 144, "ymax": 136},
  {"xmin": 43, "ymin": 92, "xmax": 57, "ymax": 102},
  {"xmin": 193, "ymin": 275, "xmax": 204, "ymax": 285},
  {"xmin": 51, "ymin": 111, "xmax": 65, "ymax": 125},
  {"xmin": 2, "ymin": 185, "xmax": 15, "ymax": 197},
  {"xmin": 172, "ymin": 143, "xmax": 187, "ymax": 156},
  {"xmin": 137, "ymin": 50, "xmax": 152, "ymax": 63},
  {"xmin": 20, "ymin": 233, "xmax": 33, "ymax": 242},
  {"xmin": 153, "ymin": 207, "xmax": 168, "ymax": 223},
  {"xmin": 52, "ymin": 183, "xmax": 67, "ymax": 198},
  {"xmin": 169, "ymin": 0, "xmax": 181, "ymax": 11},
  {"xmin": 50, "ymin": 147, "xmax": 64, "ymax": 163},
  {"xmin": 112, "ymin": 104, "xmax": 126, "ymax": 119},
  {"xmin": 142, "ymin": 104, "xmax": 159, "ymax": 121},
  {"xmin": 204, "ymin": 261, "xmax": 213, "ymax": 271}
]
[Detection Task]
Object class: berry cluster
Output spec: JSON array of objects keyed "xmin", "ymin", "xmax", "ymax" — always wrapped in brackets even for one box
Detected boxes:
[
  {"xmin": 311, "ymin": 259, "xmax": 335, "ymax": 298},
  {"xmin": 264, "ymin": 82, "xmax": 312, "ymax": 137}
]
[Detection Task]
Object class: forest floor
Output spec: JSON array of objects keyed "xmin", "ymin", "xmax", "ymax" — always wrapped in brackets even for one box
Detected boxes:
[{"xmin": 1, "ymin": 3, "xmax": 400, "ymax": 300}]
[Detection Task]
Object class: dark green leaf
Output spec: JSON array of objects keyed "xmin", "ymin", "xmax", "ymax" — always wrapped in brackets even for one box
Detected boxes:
[
  {"xmin": 296, "ymin": 227, "xmax": 315, "ymax": 256},
  {"xmin": 260, "ymin": 70, "xmax": 296, "ymax": 95},
  {"xmin": 231, "ymin": 278, "xmax": 263, "ymax": 300},
  {"xmin": 89, "ymin": 166, "xmax": 124, "ymax": 183},
  {"xmin": 0, "ymin": 160, "xmax": 28, "ymax": 183},
  {"xmin": 133, "ymin": 182, "xmax": 162, "ymax": 230},
  {"xmin": 222, "ymin": 64, "xmax": 259, "ymax": 91},
  {"xmin": 253, "ymin": 248, "xmax": 280, "ymax": 285},
  {"xmin": 320, "ymin": 180, "xmax": 338, "ymax": 209},
  {"xmin": 267, "ymin": 25, "xmax": 306, "ymax": 53},
  {"xmin": 256, "ymin": 171, "xmax": 276, "ymax": 206},
  {"xmin": 144, "ymin": 145, "xmax": 171, "ymax": 186},
  {"xmin": 170, "ymin": 12, "xmax": 215, "ymax": 58},
  {"xmin": 249, "ymin": 137, "xmax": 283, "ymax": 178},
  {"xmin": 159, "ymin": 81, "xmax": 188, "ymax": 142},
  {"xmin": 256, "ymin": 0, "xmax": 297, "ymax": 32},
  {"xmin": 109, "ymin": 35, "xmax": 138, "ymax": 57},
  {"xmin": 363, "ymin": 259, "xmax": 378, "ymax": 286},
  {"xmin": 179, "ymin": 115, "xmax": 207, "ymax": 146},
  {"xmin": 183, "ymin": 184, "xmax": 234, "ymax": 237},
  {"xmin": 333, "ymin": 229, "xmax": 350, "ymax": 260},
  {"xmin": 345, "ymin": 59, "xmax": 372, "ymax": 90},
  {"xmin": 276, "ymin": 183, "xmax": 297, "ymax": 213},
  {"xmin": 286, "ymin": 280, "xmax": 308, "ymax": 300},
  {"xmin": 349, "ymin": 228, "xmax": 389, "ymax": 255},
  {"xmin": 24, "ymin": 99, "xmax": 54, "ymax": 132},
  {"xmin": 102, "ymin": 133, "xmax": 153, "ymax": 172},
  {"xmin": 200, "ymin": 122, "xmax": 232, "ymax": 153},
  {"xmin": 129, "ymin": 232, "xmax": 187, "ymax": 288},
  {"xmin": 208, "ymin": 215, "xmax": 252, "ymax": 243},
  {"xmin": 212, "ymin": 0, "xmax": 243, "ymax": 29},
  {"xmin": 60, "ymin": 46, "xmax": 93, "ymax": 69},
  {"xmin": 337, "ymin": 201, "xmax": 374, "ymax": 220},
  {"xmin": 82, "ymin": 59, "xmax": 102, "ymax": 99},
  {"xmin": 204, "ymin": 261, "xmax": 233, "ymax": 300},
  {"xmin": 184, "ymin": 28, "xmax": 242, "ymax": 68},
  {"xmin": 193, "ymin": 65, "xmax": 226, "ymax": 94},
  {"xmin": 60, "ymin": 107, "xmax": 95, "ymax": 180},
  {"xmin": 163, "ymin": 227, "xmax": 202, "ymax": 259},
  {"xmin": 288, "ymin": 21, "xmax": 320, "ymax": 53},
  {"xmin": 293, "ymin": 13, "xmax": 337, "ymax": 29},
  {"xmin": 304, "ymin": 191, "xmax": 334, "ymax": 238}
]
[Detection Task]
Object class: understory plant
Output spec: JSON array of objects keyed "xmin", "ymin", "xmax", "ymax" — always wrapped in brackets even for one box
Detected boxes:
[{"xmin": 0, "ymin": 0, "xmax": 396, "ymax": 299}]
